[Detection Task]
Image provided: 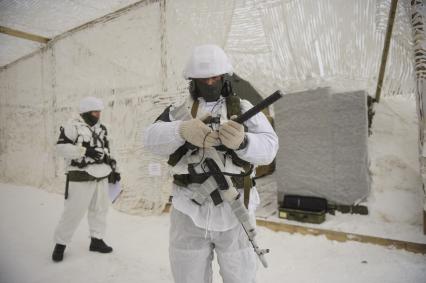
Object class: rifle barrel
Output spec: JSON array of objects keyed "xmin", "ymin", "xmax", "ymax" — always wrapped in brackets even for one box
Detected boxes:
[{"xmin": 234, "ymin": 90, "xmax": 283, "ymax": 124}]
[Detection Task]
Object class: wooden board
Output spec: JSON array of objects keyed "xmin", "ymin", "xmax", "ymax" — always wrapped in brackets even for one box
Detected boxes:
[
  {"xmin": 257, "ymin": 220, "xmax": 426, "ymax": 255},
  {"xmin": 0, "ymin": 26, "xmax": 50, "ymax": 43},
  {"xmin": 162, "ymin": 203, "xmax": 426, "ymax": 254}
]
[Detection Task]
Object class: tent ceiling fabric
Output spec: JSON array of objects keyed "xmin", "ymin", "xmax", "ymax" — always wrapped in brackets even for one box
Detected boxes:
[
  {"xmin": 0, "ymin": 33, "xmax": 42, "ymax": 67},
  {"xmin": 0, "ymin": 0, "xmax": 141, "ymax": 67}
]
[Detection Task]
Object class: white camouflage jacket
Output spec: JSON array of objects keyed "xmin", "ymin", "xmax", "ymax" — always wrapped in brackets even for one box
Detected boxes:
[
  {"xmin": 144, "ymin": 96, "xmax": 279, "ymax": 231},
  {"xmin": 56, "ymin": 117, "xmax": 112, "ymax": 179}
]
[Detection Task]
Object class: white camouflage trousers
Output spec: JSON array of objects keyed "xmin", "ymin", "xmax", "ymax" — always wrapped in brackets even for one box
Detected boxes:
[
  {"xmin": 54, "ymin": 178, "xmax": 109, "ymax": 245},
  {"xmin": 169, "ymin": 208, "xmax": 257, "ymax": 283}
]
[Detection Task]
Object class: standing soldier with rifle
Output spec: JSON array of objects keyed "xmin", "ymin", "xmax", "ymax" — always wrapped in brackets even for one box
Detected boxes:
[
  {"xmin": 51, "ymin": 96, "xmax": 121, "ymax": 262},
  {"xmin": 144, "ymin": 44, "xmax": 279, "ymax": 283}
]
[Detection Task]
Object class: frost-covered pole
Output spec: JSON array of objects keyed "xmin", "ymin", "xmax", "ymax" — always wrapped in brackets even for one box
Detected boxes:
[
  {"xmin": 410, "ymin": 0, "xmax": 426, "ymax": 235},
  {"xmin": 375, "ymin": 0, "xmax": 398, "ymax": 103}
]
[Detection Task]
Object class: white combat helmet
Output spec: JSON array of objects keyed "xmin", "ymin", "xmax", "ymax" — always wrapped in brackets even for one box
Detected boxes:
[
  {"xmin": 183, "ymin": 44, "xmax": 233, "ymax": 79},
  {"xmin": 79, "ymin": 96, "xmax": 104, "ymax": 114}
]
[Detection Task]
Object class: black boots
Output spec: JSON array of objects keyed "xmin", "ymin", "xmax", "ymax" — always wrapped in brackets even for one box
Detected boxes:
[
  {"xmin": 89, "ymin": 237, "xmax": 113, "ymax": 253},
  {"xmin": 52, "ymin": 238, "xmax": 112, "ymax": 262},
  {"xmin": 52, "ymin": 244, "xmax": 66, "ymax": 262}
]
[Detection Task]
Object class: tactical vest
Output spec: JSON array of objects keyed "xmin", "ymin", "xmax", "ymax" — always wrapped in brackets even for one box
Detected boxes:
[
  {"xmin": 158, "ymin": 95, "xmax": 255, "ymax": 208},
  {"xmin": 57, "ymin": 122, "xmax": 111, "ymax": 170}
]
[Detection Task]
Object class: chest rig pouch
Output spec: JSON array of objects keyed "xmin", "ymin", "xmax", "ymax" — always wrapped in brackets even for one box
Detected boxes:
[
  {"xmin": 157, "ymin": 91, "xmax": 254, "ymax": 208},
  {"xmin": 58, "ymin": 121, "xmax": 110, "ymax": 169}
]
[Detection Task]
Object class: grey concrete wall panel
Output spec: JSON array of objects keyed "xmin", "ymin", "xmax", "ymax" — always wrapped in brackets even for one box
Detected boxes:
[{"xmin": 275, "ymin": 89, "xmax": 370, "ymax": 205}]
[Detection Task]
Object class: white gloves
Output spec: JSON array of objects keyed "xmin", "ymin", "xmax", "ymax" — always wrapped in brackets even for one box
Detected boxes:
[
  {"xmin": 219, "ymin": 117, "xmax": 246, "ymax": 150},
  {"xmin": 179, "ymin": 115, "xmax": 246, "ymax": 150},
  {"xmin": 179, "ymin": 118, "xmax": 219, "ymax": 148}
]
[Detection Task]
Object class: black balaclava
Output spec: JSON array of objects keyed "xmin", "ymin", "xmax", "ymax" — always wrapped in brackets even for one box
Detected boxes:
[
  {"xmin": 194, "ymin": 78, "xmax": 224, "ymax": 102},
  {"xmin": 81, "ymin": 112, "xmax": 99, "ymax": 127}
]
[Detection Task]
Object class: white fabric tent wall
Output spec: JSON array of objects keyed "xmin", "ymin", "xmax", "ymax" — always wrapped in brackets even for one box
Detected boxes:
[
  {"xmin": 411, "ymin": 0, "xmax": 426, "ymax": 233},
  {"xmin": 0, "ymin": 0, "xmax": 416, "ymax": 215}
]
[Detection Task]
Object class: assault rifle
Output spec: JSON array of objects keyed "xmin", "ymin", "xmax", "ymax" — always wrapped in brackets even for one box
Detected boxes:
[{"xmin": 186, "ymin": 90, "xmax": 283, "ymax": 268}]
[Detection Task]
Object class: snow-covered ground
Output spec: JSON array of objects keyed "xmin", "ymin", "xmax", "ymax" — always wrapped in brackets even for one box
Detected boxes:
[{"xmin": 0, "ymin": 183, "xmax": 425, "ymax": 283}]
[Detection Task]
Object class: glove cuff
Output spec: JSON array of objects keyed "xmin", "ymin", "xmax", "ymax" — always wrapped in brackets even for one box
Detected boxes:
[{"xmin": 237, "ymin": 134, "xmax": 248, "ymax": 150}]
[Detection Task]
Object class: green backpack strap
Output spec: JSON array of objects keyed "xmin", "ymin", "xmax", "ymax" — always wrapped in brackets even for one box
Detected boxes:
[
  {"xmin": 226, "ymin": 94, "xmax": 242, "ymax": 118},
  {"xmin": 191, "ymin": 99, "xmax": 199, "ymax": 118}
]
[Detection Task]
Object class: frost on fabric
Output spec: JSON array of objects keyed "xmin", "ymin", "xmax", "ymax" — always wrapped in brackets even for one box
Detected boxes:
[{"xmin": 0, "ymin": 0, "xmax": 417, "ymax": 215}]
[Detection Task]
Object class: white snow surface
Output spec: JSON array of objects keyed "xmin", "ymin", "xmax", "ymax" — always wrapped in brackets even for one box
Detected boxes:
[{"xmin": 0, "ymin": 183, "xmax": 425, "ymax": 283}]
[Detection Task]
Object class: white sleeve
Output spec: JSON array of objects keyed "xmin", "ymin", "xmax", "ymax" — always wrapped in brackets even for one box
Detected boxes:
[
  {"xmin": 143, "ymin": 120, "xmax": 186, "ymax": 156},
  {"xmin": 56, "ymin": 123, "xmax": 86, "ymax": 160},
  {"xmin": 234, "ymin": 100, "xmax": 279, "ymax": 165}
]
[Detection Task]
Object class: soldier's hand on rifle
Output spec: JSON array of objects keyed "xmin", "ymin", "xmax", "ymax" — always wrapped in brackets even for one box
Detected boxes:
[
  {"xmin": 85, "ymin": 146, "xmax": 104, "ymax": 162},
  {"xmin": 179, "ymin": 116, "xmax": 220, "ymax": 148},
  {"xmin": 219, "ymin": 115, "xmax": 246, "ymax": 150}
]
